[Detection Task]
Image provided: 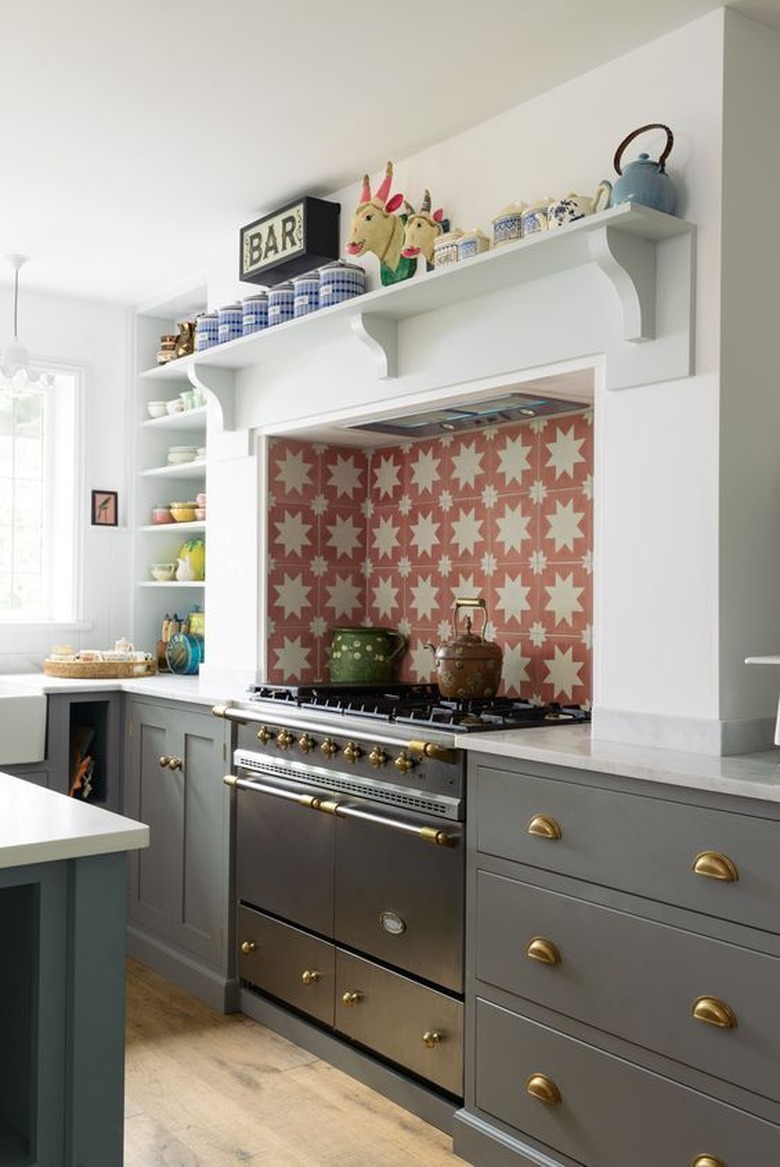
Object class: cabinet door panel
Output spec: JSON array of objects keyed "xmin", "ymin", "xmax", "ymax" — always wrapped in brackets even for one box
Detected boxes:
[
  {"xmin": 474, "ymin": 763, "xmax": 780, "ymax": 932},
  {"xmin": 476, "ymin": 1000, "xmax": 780, "ymax": 1167},
  {"xmin": 132, "ymin": 717, "xmax": 179, "ymax": 933}
]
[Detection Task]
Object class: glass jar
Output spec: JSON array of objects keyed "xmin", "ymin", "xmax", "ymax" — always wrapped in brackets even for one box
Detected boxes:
[
  {"xmin": 217, "ymin": 302, "xmax": 243, "ymax": 344},
  {"xmin": 195, "ymin": 312, "xmax": 219, "ymax": 351},
  {"xmin": 292, "ymin": 271, "xmax": 320, "ymax": 318},
  {"xmin": 268, "ymin": 282, "xmax": 295, "ymax": 326},
  {"xmin": 318, "ymin": 260, "xmax": 366, "ymax": 307},
  {"xmin": 242, "ymin": 292, "xmax": 269, "ymax": 335}
]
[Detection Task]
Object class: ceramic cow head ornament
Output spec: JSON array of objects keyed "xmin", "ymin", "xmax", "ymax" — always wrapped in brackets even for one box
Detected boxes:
[
  {"xmin": 346, "ymin": 161, "xmax": 416, "ymax": 285},
  {"xmin": 401, "ymin": 190, "xmax": 448, "ymax": 269}
]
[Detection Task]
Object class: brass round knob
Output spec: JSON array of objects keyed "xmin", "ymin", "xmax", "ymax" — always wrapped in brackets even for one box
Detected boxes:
[
  {"xmin": 298, "ymin": 733, "xmax": 316, "ymax": 753},
  {"xmin": 369, "ymin": 746, "xmax": 389, "ymax": 768},
  {"xmin": 240, "ymin": 940, "xmax": 256, "ymax": 955},
  {"xmin": 526, "ymin": 937, "xmax": 561, "ymax": 966},
  {"xmin": 525, "ymin": 1073, "xmax": 561, "ymax": 1106},
  {"xmin": 158, "ymin": 755, "xmax": 172, "ymax": 768},
  {"xmin": 692, "ymin": 996, "xmax": 737, "ymax": 1029},
  {"xmin": 692, "ymin": 851, "xmax": 738, "ymax": 882},
  {"xmin": 320, "ymin": 737, "xmax": 338, "ymax": 757},
  {"xmin": 166, "ymin": 756, "xmax": 183, "ymax": 771},
  {"xmin": 422, "ymin": 1031, "xmax": 441, "ymax": 1049},
  {"xmin": 341, "ymin": 991, "xmax": 361, "ymax": 1007},
  {"xmin": 691, "ymin": 1157, "xmax": 727, "ymax": 1167},
  {"xmin": 343, "ymin": 741, "xmax": 362, "ymax": 763},
  {"xmin": 301, "ymin": 970, "xmax": 320, "ymax": 985},
  {"xmin": 256, "ymin": 725, "xmax": 272, "ymax": 744},
  {"xmin": 394, "ymin": 750, "xmax": 415, "ymax": 774},
  {"xmin": 277, "ymin": 729, "xmax": 294, "ymax": 749},
  {"xmin": 527, "ymin": 813, "xmax": 562, "ymax": 840}
]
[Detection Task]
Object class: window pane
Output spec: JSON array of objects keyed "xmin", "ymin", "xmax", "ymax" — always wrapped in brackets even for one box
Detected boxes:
[{"xmin": 0, "ymin": 390, "xmax": 46, "ymax": 615}]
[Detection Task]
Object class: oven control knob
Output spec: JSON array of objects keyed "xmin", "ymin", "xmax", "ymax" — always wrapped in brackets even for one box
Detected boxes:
[
  {"xmin": 394, "ymin": 750, "xmax": 416, "ymax": 774},
  {"xmin": 320, "ymin": 737, "xmax": 338, "ymax": 758},
  {"xmin": 276, "ymin": 729, "xmax": 295, "ymax": 750},
  {"xmin": 343, "ymin": 741, "xmax": 363, "ymax": 763},
  {"xmin": 298, "ymin": 733, "xmax": 316, "ymax": 753},
  {"xmin": 369, "ymin": 746, "xmax": 389, "ymax": 768},
  {"xmin": 256, "ymin": 725, "xmax": 273, "ymax": 745},
  {"xmin": 341, "ymin": 991, "xmax": 361, "ymax": 1007}
]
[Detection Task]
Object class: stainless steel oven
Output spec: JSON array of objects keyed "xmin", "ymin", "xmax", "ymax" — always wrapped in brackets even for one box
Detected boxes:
[{"xmin": 216, "ymin": 684, "xmax": 588, "ymax": 1101}]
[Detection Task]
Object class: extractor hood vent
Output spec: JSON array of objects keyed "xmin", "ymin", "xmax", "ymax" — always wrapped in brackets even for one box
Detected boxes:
[{"xmin": 348, "ymin": 393, "xmax": 587, "ymax": 438}]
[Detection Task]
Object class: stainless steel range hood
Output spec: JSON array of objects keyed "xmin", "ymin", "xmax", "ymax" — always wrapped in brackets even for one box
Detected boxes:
[{"xmin": 347, "ymin": 390, "xmax": 587, "ymax": 438}]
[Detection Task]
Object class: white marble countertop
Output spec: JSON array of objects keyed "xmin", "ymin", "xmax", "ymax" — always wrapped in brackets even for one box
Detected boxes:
[
  {"xmin": 0, "ymin": 770, "xmax": 149, "ymax": 869},
  {"xmin": 0, "ymin": 672, "xmax": 229, "ymax": 706},
  {"xmin": 457, "ymin": 724, "xmax": 780, "ymax": 803}
]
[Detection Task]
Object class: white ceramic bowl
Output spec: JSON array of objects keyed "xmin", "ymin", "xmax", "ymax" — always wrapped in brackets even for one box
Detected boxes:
[
  {"xmin": 167, "ymin": 446, "xmax": 198, "ymax": 464},
  {"xmin": 147, "ymin": 401, "xmax": 168, "ymax": 419},
  {"xmin": 151, "ymin": 563, "xmax": 175, "ymax": 581}
]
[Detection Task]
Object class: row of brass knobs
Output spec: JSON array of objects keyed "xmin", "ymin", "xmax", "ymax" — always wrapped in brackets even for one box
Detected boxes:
[
  {"xmin": 526, "ymin": 815, "xmax": 740, "ymax": 883},
  {"xmin": 523, "ymin": 1076, "xmax": 726, "ymax": 1165},
  {"xmin": 256, "ymin": 726, "xmax": 417, "ymax": 772}
]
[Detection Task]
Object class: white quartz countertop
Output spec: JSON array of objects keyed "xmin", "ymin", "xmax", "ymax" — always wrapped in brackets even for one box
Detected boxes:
[
  {"xmin": 457, "ymin": 725, "xmax": 780, "ymax": 803},
  {"xmin": 0, "ymin": 770, "xmax": 149, "ymax": 869},
  {"xmin": 0, "ymin": 672, "xmax": 229, "ymax": 706}
]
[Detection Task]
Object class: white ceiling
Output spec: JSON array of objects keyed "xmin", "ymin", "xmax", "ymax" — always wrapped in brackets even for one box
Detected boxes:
[{"xmin": 2, "ymin": 0, "xmax": 778, "ymax": 306}]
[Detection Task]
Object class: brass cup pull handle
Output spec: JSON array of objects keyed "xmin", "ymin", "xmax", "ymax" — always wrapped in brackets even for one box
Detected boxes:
[
  {"xmin": 341, "ymin": 991, "xmax": 361, "ymax": 1007},
  {"xmin": 301, "ymin": 970, "xmax": 320, "ymax": 985},
  {"xmin": 240, "ymin": 940, "xmax": 256, "ymax": 955},
  {"xmin": 692, "ymin": 851, "xmax": 738, "ymax": 882},
  {"xmin": 691, "ymin": 1157, "xmax": 727, "ymax": 1167},
  {"xmin": 692, "ymin": 996, "xmax": 737, "ymax": 1029},
  {"xmin": 526, "ymin": 937, "xmax": 561, "ymax": 966},
  {"xmin": 422, "ymin": 1031, "xmax": 441, "ymax": 1049},
  {"xmin": 527, "ymin": 814, "xmax": 562, "ymax": 840},
  {"xmin": 525, "ymin": 1073, "xmax": 561, "ymax": 1106}
]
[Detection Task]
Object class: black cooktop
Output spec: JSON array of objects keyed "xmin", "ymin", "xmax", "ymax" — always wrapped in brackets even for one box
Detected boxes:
[{"xmin": 246, "ymin": 682, "xmax": 590, "ymax": 733}]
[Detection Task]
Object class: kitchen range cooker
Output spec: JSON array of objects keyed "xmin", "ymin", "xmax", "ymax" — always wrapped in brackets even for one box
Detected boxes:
[{"xmin": 216, "ymin": 683, "xmax": 589, "ymax": 1104}]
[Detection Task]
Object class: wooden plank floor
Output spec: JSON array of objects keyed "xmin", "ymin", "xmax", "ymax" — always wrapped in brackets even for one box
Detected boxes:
[{"xmin": 124, "ymin": 959, "xmax": 470, "ymax": 1165}]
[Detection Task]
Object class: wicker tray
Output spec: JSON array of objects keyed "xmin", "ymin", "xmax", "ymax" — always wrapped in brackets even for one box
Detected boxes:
[{"xmin": 44, "ymin": 658, "xmax": 157, "ymax": 679}]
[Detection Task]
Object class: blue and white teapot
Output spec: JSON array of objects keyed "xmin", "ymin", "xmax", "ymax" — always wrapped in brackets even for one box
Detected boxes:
[{"xmin": 609, "ymin": 123, "xmax": 677, "ymax": 215}]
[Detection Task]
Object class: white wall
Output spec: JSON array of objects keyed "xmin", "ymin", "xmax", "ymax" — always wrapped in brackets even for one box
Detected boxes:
[{"xmin": 0, "ymin": 287, "xmax": 134, "ymax": 672}]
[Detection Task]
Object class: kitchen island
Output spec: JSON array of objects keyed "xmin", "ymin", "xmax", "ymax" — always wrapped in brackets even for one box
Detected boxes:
[{"xmin": 0, "ymin": 771, "xmax": 148, "ymax": 1167}]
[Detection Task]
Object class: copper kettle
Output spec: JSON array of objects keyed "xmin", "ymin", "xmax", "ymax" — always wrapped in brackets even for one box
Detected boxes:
[{"xmin": 426, "ymin": 598, "xmax": 503, "ymax": 699}]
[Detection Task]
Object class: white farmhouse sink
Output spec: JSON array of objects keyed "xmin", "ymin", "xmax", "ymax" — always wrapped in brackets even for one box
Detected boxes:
[{"xmin": 0, "ymin": 682, "xmax": 47, "ymax": 765}]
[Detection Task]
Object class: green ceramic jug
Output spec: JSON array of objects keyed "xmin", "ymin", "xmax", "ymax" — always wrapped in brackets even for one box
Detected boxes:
[{"xmin": 328, "ymin": 626, "xmax": 407, "ymax": 684}]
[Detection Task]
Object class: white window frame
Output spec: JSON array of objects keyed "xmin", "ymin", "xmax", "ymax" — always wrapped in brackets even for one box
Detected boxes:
[{"xmin": 0, "ymin": 363, "xmax": 87, "ymax": 630}]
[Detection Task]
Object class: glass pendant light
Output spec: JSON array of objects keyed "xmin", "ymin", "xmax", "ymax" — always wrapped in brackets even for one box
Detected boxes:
[{"xmin": 0, "ymin": 255, "xmax": 53, "ymax": 395}]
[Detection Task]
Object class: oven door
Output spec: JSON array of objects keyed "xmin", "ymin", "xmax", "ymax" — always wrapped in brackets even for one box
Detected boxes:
[{"xmin": 231, "ymin": 767, "xmax": 464, "ymax": 994}]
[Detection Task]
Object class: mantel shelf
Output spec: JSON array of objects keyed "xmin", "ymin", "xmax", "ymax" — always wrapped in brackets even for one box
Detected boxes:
[{"xmin": 139, "ymin": 203, "xmax": 694, "ymax": 385}]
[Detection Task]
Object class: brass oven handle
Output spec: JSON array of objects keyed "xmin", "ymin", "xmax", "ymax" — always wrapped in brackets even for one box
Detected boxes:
[
  {"xmin": 301, "ymin": 970, "xmax": 320, "ymax": 985},
  {"xmin": 422, "ymin": 1031, "xmax": 441, "ymax": 1049},
  {"xmin": 408, "ymin": 740, "xmax": 458, "ymax": 764},
  {"xmin": 692, "ymin": 996, "xmax": 737, "ymax": 1029},
  {"xmin": 240, "ymin": 940, "xmax": 256, "ymax": 955},
  {"xmin": 527, "ymin": 814, "xmax": 562, "ymax": 840},
  {"xmin": 692, "ymin": 851, "xmax": 738, "ymax": 882},
  {"xmin": 691, "ymin": 1157, "xmax": 726, "ymax": 1167},
  {"xmin": 526, "ymin": 937, "xmax": 561, "ymax": 966},
  {"xmin": 525, "ymin": 1073, "xmax": 561, "ymax": 1106},
  {"xmin": 341, "ymin": 991, "xmax": 361, "ymax": 1007}
]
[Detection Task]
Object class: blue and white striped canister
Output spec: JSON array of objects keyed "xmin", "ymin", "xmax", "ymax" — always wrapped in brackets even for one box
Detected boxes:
[
  {"xmin": 268, "ymin": 282, "xmax": 295, "ymax": 326},
  {"xmin": 292, "ymin": 271, "xmax": 320, "ymax": 318},
  {"xmin": 195, "ymin": 312, "xmax": 219, "ymax": 351},
  {"xmin": 217, "ymin": 302, "xmax": 243, "ymax": 344},
  {"xmin": 318, "ymin": 260, "xmax": 366, "ymax": 307},
  {"xmin": 242, "ymin": 293, "xmax": 269, "ymax": 335}
]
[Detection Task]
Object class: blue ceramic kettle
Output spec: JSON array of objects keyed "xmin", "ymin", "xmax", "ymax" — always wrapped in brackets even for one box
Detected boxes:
[{"xmin": 610, "ymin": 123, "xmax": 676, "ymax": 215}]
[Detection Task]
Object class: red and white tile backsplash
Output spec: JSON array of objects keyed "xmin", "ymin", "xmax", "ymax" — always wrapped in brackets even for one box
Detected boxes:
[{"xmin": 266, "ymin": 410, "xmax": 592, "ymax": 704}]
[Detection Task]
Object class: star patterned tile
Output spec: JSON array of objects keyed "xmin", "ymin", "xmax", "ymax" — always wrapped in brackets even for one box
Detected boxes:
[{"xmin": 265, "ymin": 409, "xmax": 593, "ymax": 701}]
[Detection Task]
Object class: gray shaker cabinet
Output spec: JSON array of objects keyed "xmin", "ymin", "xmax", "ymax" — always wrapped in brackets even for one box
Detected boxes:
[
  {"xmin": 454, "ymin": 754, "xmax": 780, "ymax": 1167},
  {"xmin": 123, "ymin": 695, "xmax": 236, "ymax": 1011}
]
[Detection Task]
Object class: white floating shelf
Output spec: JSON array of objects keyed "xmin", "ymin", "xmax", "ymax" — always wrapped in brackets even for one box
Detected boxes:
[
  {"xmin": 141, "ymin": 407, "xmax": 207, "ymax": 430},
  {"xmin": 140, "ymin": 460, "xmax": 206, "ymax": 480}
]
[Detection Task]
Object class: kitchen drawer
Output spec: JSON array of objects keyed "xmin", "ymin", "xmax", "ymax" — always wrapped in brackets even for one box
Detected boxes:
[
  {"xmin": 476, "ymin": 1000, "xmax": 780, "ymax": 1167},
  {"xmin": 335, "ymin": 949, "xmax": 463, "ymax": 1097},
  {"xmin": 237, "ymin": 905, "xmax": 335, "ymax": 1026},
  {"xmin": 475, "ymin": 763, "xmax": 780, "ymax": 932},
  {"xmin": 477, "ymin": 870, "xmax": 780, "ymax": 1104}
]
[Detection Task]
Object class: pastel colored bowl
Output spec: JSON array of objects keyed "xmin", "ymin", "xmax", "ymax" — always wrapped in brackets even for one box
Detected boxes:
[
  {"xmin": 147, "ymin": 401, "xmax": 168, "ymax": 419},
  {"xmin": 170, "ymin": 505, "xmax": 197, "ymax": 522},
  {"xmin": 151, "ymin": 563, "xmax": 175, "ymax": 581}
]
